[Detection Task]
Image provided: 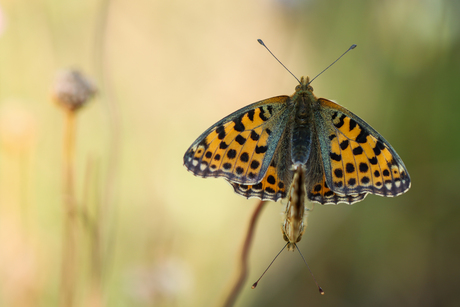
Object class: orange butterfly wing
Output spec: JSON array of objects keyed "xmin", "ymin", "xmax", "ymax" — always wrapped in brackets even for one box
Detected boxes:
[
  {"xmin": 307, "ymin": 98, "xmax": 410, "ymax": 204},
  {"xmin": 184, "ymin": 96, "xmax": 290, "ymax": 194}
]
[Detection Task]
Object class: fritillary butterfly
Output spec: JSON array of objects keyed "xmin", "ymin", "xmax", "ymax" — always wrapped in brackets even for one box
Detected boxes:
[{"xmin": 184, "ymin": 52, "xmax": 410, "ymax": 250}]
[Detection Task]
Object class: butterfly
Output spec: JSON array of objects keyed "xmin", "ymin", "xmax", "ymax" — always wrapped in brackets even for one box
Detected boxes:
[{"xmin": 183, "ymin": 75, "xmax": 411, "ymax": 250}]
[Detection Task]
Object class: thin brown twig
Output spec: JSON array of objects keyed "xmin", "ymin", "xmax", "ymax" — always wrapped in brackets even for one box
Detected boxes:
[{"xmin": 221, "ymin": 200, "xmax": 267, "ymax": 307}]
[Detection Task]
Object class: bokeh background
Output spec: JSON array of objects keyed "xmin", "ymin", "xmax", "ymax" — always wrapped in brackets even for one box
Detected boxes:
[{"xmin": 0, "ymin": 0, "xmax": 459, "ymax": 306}]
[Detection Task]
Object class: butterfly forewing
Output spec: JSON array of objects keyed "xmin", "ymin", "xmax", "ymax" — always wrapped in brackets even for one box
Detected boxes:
[
  {"xmin": 316, "ymin": 98, "xmax": 411, "ymax": 199},
  {"xmin": 184, "ymin": 96, "xmax": 291, "ymax": 185}
]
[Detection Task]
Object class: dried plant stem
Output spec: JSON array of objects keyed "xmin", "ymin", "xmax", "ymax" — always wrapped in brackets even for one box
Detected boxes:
[
  {"xmin": 222, "ymin": 200, "xmax": 266, "ymax": 307},
  {"xmin": 60, "ymin": 110, "xmax": 78, "ymax": 307}
]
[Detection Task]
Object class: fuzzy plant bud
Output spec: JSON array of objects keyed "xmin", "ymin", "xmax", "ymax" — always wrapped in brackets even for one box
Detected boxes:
[{"xmin": 52, "ymin": 70, "xmax": 97, "ymax": 112}]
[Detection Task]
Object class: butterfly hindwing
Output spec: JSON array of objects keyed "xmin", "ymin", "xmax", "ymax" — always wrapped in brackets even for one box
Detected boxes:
[
  {"xmin": 184, "ymin": 96, "xmax": 290, "ymax": 185},
  {"xmin": 307, "ymin": 173, "xmax": 368, "ymax": 205},
  {"xmin": 303, "ymin": 134, "xmax": 368, "ymax": 205},
  {"xmin": 230, "ymin": 158, "xmax": 287, "ymax": 201},
  {"xmin": 316, "ymin": 98, "xmax": 411, "ymax": 199}
]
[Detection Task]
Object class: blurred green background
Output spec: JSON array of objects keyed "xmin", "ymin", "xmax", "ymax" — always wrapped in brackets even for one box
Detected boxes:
[{"xmin": 0, "ymin": 0, "xmax": 459, "ymax": 306}]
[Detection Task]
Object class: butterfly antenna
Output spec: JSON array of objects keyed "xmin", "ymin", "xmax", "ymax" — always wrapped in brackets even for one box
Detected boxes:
[
  {"xmin": 258, "ymin": 39, "xmax": 301, "ymax": 84},
  {"xmin": 295, "ymin": 244, "xmax": 324, "ymax": 295},
  {"xmin": 308, "ymin": 44, "xmax": 357, "ymax": 85},
  {"xmin": 252, "ymin": 243, "xmax": 288, "ymax": 289}
]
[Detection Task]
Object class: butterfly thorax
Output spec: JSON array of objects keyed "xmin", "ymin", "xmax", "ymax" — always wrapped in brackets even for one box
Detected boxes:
[
  {"xmin": 291, "ymin": 77, "xmax": 318, "ymax": 165},
  {"xmin": 282, "ymin": 165, "xmax": 308, "ymax": 251}
]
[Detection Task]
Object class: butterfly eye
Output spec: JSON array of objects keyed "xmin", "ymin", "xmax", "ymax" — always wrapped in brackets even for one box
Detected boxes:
[{"xmin": 295, "ymin": 84, "xmax": 301, "ymax": 91}]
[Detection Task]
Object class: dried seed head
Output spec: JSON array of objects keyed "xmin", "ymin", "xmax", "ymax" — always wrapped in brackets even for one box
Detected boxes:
[{"xmin": 52, "ymin": 70, "xmax": 97, "ymax": 112}]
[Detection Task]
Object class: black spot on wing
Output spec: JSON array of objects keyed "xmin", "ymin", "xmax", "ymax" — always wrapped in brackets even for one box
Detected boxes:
[
  {"xmin": 233, "ymin": 115, "xmax": 245, "ymax": 132},
  {"xmin": 349, "ymin": 119, "xmax": 357, "ymax": 131},
  {"xmin": 240, "ymin": 152, "xmax": 249, "ymax": 162},
  {"xmin": 255, "ymin": 145, "xmax": 268, "ymax": 154},
  {"xmin": 247, "ymin": 109, "xmax": 255, "ymax": 121},
  {"xmin": 265, "ymin": 187, "xmax": 275, "ymax": 193},
  {"xmin": 340, "ymin": 140, "xmax": 349, "ymax": 150},
  {"xmin": 235, "ymin": 135, "xmax": 246, "ymax": 145},
  {"xmin": 334, "ymin": 169, "xmax": 343, "ymax": 178},
  {"xmin": 216, "ymin": 124, "xmax": 226, "ymax": 140},
  {"xmin": 250, "ymin": 160, "xmax": 260, "ymax": 169},
  {"xmin": 356, "ymin": 128, "xmax": 369, "ymax": 143},
  {"xmin": 330, "ymin": 152, "xmax": 341, "ymax": 161},
  {"xmin": 227, "ymin": 149, "xmax": 237, "ymax": 159},
  {"xmin": 359, "ymin": 163, "xmax": 369, "ymax": 173},
  {"xmin": 346, "ymin": 163, "xmax": 355, "ymax": 173},
  {"xmin": 353, "ymin": 147, "xmax": 363, "ymax": 155},
  {"xmin": 250, "ymin": 130, "xmax": 260, "ymax": 141},
  {"xmin": 324, "ymin": 191, "xmax": 334, "ymax": 197},
  {"xmin": 235, "ymin": 166, "xmax": 244, "ymax": 174},
  {"xmin": 373, "ymin": 144, "xmax": 381, "ymax": 156}
]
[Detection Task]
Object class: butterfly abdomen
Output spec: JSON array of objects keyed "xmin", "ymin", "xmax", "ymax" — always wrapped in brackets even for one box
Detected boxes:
[
  {"xmin": 282, "ymin": 165, "xmax": 307, "ymax": 250},
  {"xmin": 291, "ymin": 125, "xmax": 311, "ymax": 165}
]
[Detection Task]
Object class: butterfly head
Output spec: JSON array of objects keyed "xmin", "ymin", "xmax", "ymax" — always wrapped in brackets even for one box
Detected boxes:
[{"xmin": 295, "ymin": 76, "xmax": 314, "ymax": 93}]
